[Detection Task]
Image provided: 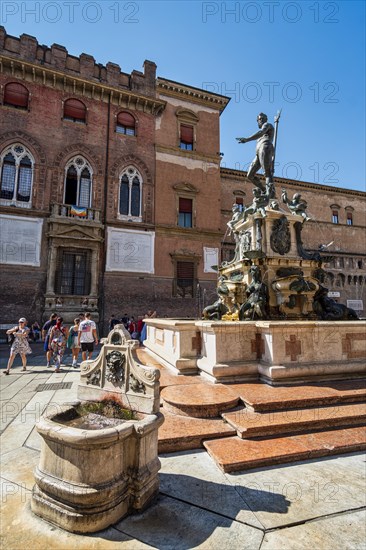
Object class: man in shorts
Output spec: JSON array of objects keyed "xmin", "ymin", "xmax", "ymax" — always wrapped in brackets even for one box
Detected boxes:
[{"xmin": 78, "ymin": 312, "xmax": 98, "ymax": 361}]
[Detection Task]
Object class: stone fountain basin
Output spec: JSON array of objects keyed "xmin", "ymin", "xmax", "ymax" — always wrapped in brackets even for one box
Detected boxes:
[{"xmin": 32, "ymin": 402, "xmax": 164, "ymax": 533}]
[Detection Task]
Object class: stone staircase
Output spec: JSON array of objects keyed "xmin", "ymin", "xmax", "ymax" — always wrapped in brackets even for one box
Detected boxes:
[{"xmin": 136, "ymin": 349, "xmax": 366, "ymax": 473}]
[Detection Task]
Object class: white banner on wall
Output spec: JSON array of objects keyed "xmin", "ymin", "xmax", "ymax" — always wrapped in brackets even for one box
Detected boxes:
[
  {"xmin": 0, "ymin": 214, "xmax": 43, "ymax": 267},
  {"xmin": 347, "ymin": 300, "xmax": 363, "ymax": 311},
  {"xmin": 106, "ymin": 227, "xmax": 155, "ymax": 273},
  {"xmin": 203, "ymin": 247, "xmax": 219, "ymax": 273}
]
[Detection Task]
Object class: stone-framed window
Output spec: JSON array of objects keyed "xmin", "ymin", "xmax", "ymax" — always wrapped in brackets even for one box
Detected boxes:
[
  {"xmin": 178, "ymin": 197, "xmax": 193, "ymax": 228},
  {"xmin": 176, "ymin": 109, "xmax": 199, "ymax": 151},
  {"xmin": 345, "ymin": 206, "xmax": 354, "ymax": 226},
  {"xmin": 173, "ymin": 182, "xmax": 198, "ymax": 228},
  {"xmin": 63, "ymin": 98, "xmax": 87, "ymax": 123},
  {"xmin": 233, "ymin": 189, "xmax": 246, "ymax": 211},
  {"xmin": 171, "ymin": 251, "xmax": 200, "ymax": 298},
  {"xmin": 64, "ymin": 157, "xmax": 93, "ymax": 208},
  {"xmin": 116, "ymin": 111, "xmax": 136, "ymax": 136},
  {"xmin": 0, "ymin": 144, "xmax": 34, "ymax": 208},
  {"xmin": 55, "ymin": 248, "xmax": 91, "ymax": 296},
  {"xmin": 330, "ymin": 203, "xmax": 340, "ymax": 224},
  {"xmin": 3, "ymin": 82, "xmax": 29, "ymax": 110},
  {"xmin": 118, "ymin": 166, "xmax": 142, "ymax": 222}
]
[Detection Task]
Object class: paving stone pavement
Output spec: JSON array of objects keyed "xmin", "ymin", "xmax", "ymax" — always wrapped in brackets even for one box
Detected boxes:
[{"xmin": 1, "ymin": 344, "xmax": 365, "ymax": 550}]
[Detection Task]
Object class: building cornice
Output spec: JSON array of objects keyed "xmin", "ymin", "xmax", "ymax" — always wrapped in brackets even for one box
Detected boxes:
[
  {"xmin": 0, "ymin": 55, "xmax": 166, "ymax": 116},
  {"xmin": 157, "ymin": 78, "xmax": 230, "ymax": 113},
  {"xmin": 220, "ymin": 167, "xmax": 366, "ymax": 198}
]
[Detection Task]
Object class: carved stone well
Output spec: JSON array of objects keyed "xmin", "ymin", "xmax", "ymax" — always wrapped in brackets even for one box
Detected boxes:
[{"xmin": 31, "ymin": 325, "xmax": 163, "ymax": 534}]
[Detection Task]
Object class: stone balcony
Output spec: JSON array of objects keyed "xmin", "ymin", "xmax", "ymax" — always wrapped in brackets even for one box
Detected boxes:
[{"xmin": 51, "ymin": 203, "xmax": 102, "ymax": 223}]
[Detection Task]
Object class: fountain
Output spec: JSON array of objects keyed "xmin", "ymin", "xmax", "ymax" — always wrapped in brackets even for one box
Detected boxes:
[{"xmin": 31, "ymin": 325, "xmax": 163, "ymax": 533}]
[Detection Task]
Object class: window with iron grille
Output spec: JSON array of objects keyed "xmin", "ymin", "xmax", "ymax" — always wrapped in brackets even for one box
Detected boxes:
[
  {"xmin": 55, "ymin": 249, "xmax": 91, "ymax": 295},
  {"xmin": 0, "ymin": 144, "xmax": 33, "ymax": 206},
  {"xmin": 4, "ymin": 82, "xmax": 29, "ymax": 109},
  {"xmin": 178, "ymin": 197, "xmax": 193, "ymax": 227},
  {"xmin": 116, "ymin": 112, "xmax": 136, "ymax": 135},
  {"xmin": 175, "ymin": 261, "xmax": 196, "ymax": 298}
]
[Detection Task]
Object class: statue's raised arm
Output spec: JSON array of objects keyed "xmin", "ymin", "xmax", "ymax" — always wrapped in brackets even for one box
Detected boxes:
[{"xmin": 236, "ymin": 113, "xmax": 276, "ymax": 199}]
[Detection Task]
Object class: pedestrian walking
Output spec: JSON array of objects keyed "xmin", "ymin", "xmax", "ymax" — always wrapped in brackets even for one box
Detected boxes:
[
  {"xmin": 4, "ymin": 318, "xmax": 32, "ymax": 374},
  {"xmin": 78, "ymin": 312, "xmax": 98, "ymax": 361},
  {"xmin": 49, "ymin": 317, "xmax": 68, "ymax": 372},
  {"xmin": 67, "ymin": 318, "xmax": 81, "ymax": 367},
  {"xmin": 42, "ymin": 313, "xmax": 57, "ymax": 367}
]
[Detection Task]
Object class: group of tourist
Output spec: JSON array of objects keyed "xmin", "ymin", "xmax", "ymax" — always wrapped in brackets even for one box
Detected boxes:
[
  {"xmin": 108, "ymin": 310, "xmax": 157, "ymax": 342},
  {"xmin": 4, "ymin": 312, "xmax": 98, "ymax": 375}
]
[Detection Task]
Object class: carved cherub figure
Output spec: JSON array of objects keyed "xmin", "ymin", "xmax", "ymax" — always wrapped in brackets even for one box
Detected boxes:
[
  {"xmin": 281, "ymin": 189, "xmax": 310, "ymax": 221},
  {"xmin": 227, "ymin": 203, "xmax": 244, "ymax": 235},
  {"xmin": 243, "ymin": 188, "xmax": 269, "ymax": 220}
]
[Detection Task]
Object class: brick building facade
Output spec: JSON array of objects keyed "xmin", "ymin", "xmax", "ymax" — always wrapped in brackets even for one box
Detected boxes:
[{"xmin": 1, "ymin": 28, "xmax": 365, "ymax": 332}]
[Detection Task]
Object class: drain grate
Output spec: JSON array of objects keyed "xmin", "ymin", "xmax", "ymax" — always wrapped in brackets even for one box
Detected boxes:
[{"xmin": 36, "ymin": 382, "xmax": 73, "ymax": 392}]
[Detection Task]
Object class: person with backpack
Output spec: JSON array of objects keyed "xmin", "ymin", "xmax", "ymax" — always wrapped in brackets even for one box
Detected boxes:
[{"xmin": 4, "ymin": 318, "xmax": 32, "ymax": 374}]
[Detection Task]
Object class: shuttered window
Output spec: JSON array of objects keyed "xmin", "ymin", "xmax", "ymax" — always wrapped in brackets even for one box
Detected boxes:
[
  {"xmin": 63, "ymin": 99, "xmax": 86, "ymax": 122},
  {"xmin": 332, "ymin": 210, "xmax": 339, "ymax": 224},
  {"xmin": 116, "ymin": 112, "xmax": 136, "ymax": 135},
  {"xmin": 178, "ymin": 197, "xmax": 192, "ymax": 227},
  {"xmin": 180, "ymin": 124, "xmax": 194, "ymax": 150},
  {"xmin": 4, "ymin": 82, "xmax": 29, "ymax": 109},
  {"xmin": 175, "ymin": 261, "xmax": 195, "ymax": 297},
  {"xmin": 346, "ymin": 212, "xmax": 353, "ymax": 226}
]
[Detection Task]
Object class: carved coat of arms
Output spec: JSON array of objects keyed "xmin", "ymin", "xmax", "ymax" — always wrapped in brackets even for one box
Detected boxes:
[{"xmin": 270, "ymin": 216, "xmax": 291, "ymax": 255}]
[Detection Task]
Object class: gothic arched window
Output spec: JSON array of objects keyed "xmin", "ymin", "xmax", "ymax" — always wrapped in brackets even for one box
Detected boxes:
[
  {"xmin": 64, "ymin": 157, "xmax": 92, "ymax": 207},
  {"xmin": 0, "ymin": 144, "xmax": 34, "ymax": 206},
  {"xmin": 118, "ymin": 167, "xmax": 142, "ymax": 221}
]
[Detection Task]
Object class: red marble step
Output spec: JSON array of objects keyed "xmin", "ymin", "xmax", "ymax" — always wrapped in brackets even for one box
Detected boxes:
[
  {"xmin": 204, "ymin": 426, "xmax": 366, "ymax": 473},
  {"xmin": 158, "ymin": 409, "xmax": 236, "ymax": 453},
  {"xmin": 223, "ymin": 403, "xmax": 366, "ymax": 438},
  {"xmin": 135, "ymin": 348, "xmax": 202, "ymax": 390},
  {"xmin": 227, "ymin": 379, "xmax": 366, "ymax": 412},
  {"xmin": 160, "ymin": 383, "xmax": 239, "ymax": 418}
]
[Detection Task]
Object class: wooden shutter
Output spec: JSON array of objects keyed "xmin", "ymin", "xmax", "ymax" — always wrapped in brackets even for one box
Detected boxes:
[
  {"xmin": 179, "ymin": 197, "xmax": 192, "ymax": 213},
  {"xmin": 180, "ymin": 124, "xmax": 193, "ymax": 143},
  {"xmin": 117, "ymin": 112, "xmax": 135, "ymax": 127},
  {"xmin": 177, "ymin": 261, "xmax": 194, "ymax": 279},
  {"xmin": 64, "ymin": 99, "xmax": 86, "ymax": 121},
  {"xmin": 4, "ymin": 82, "xmax": 29, "ymax": 108}
]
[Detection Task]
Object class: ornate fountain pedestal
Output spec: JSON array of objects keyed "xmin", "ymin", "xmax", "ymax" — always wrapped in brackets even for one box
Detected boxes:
[
  {"xmin": 31, "ymin": 326, "xmax": 163, "ymax": 533},
  {"xmin": 143, "ymin": 201, "xmax": 364, "ymax": 384}
]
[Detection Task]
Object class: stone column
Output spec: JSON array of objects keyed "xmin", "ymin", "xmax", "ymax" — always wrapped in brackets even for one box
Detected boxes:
[
  {"xmin": 46, "ymin": 244, "xmax": 58, "ymax": 294},
  {"xmin": 90, "ymin": 248, "xmax": 98, "ymax": 295}
]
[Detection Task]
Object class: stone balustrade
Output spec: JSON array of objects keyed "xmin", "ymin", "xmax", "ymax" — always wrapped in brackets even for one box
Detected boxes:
[{"xmin": 51, "ymin": 203, "xmax": 101, "ymax": 222}]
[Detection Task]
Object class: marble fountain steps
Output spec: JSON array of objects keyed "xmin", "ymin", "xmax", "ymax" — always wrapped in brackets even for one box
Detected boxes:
[{"xmin": 135, "ymin": 350, "xmax": 366, "ymax": 471}]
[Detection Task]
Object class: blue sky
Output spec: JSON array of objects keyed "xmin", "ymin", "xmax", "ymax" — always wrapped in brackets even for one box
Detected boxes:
[{"xmin": 1, "ymin": 0, "xmax": 365, "ymax": 191}]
